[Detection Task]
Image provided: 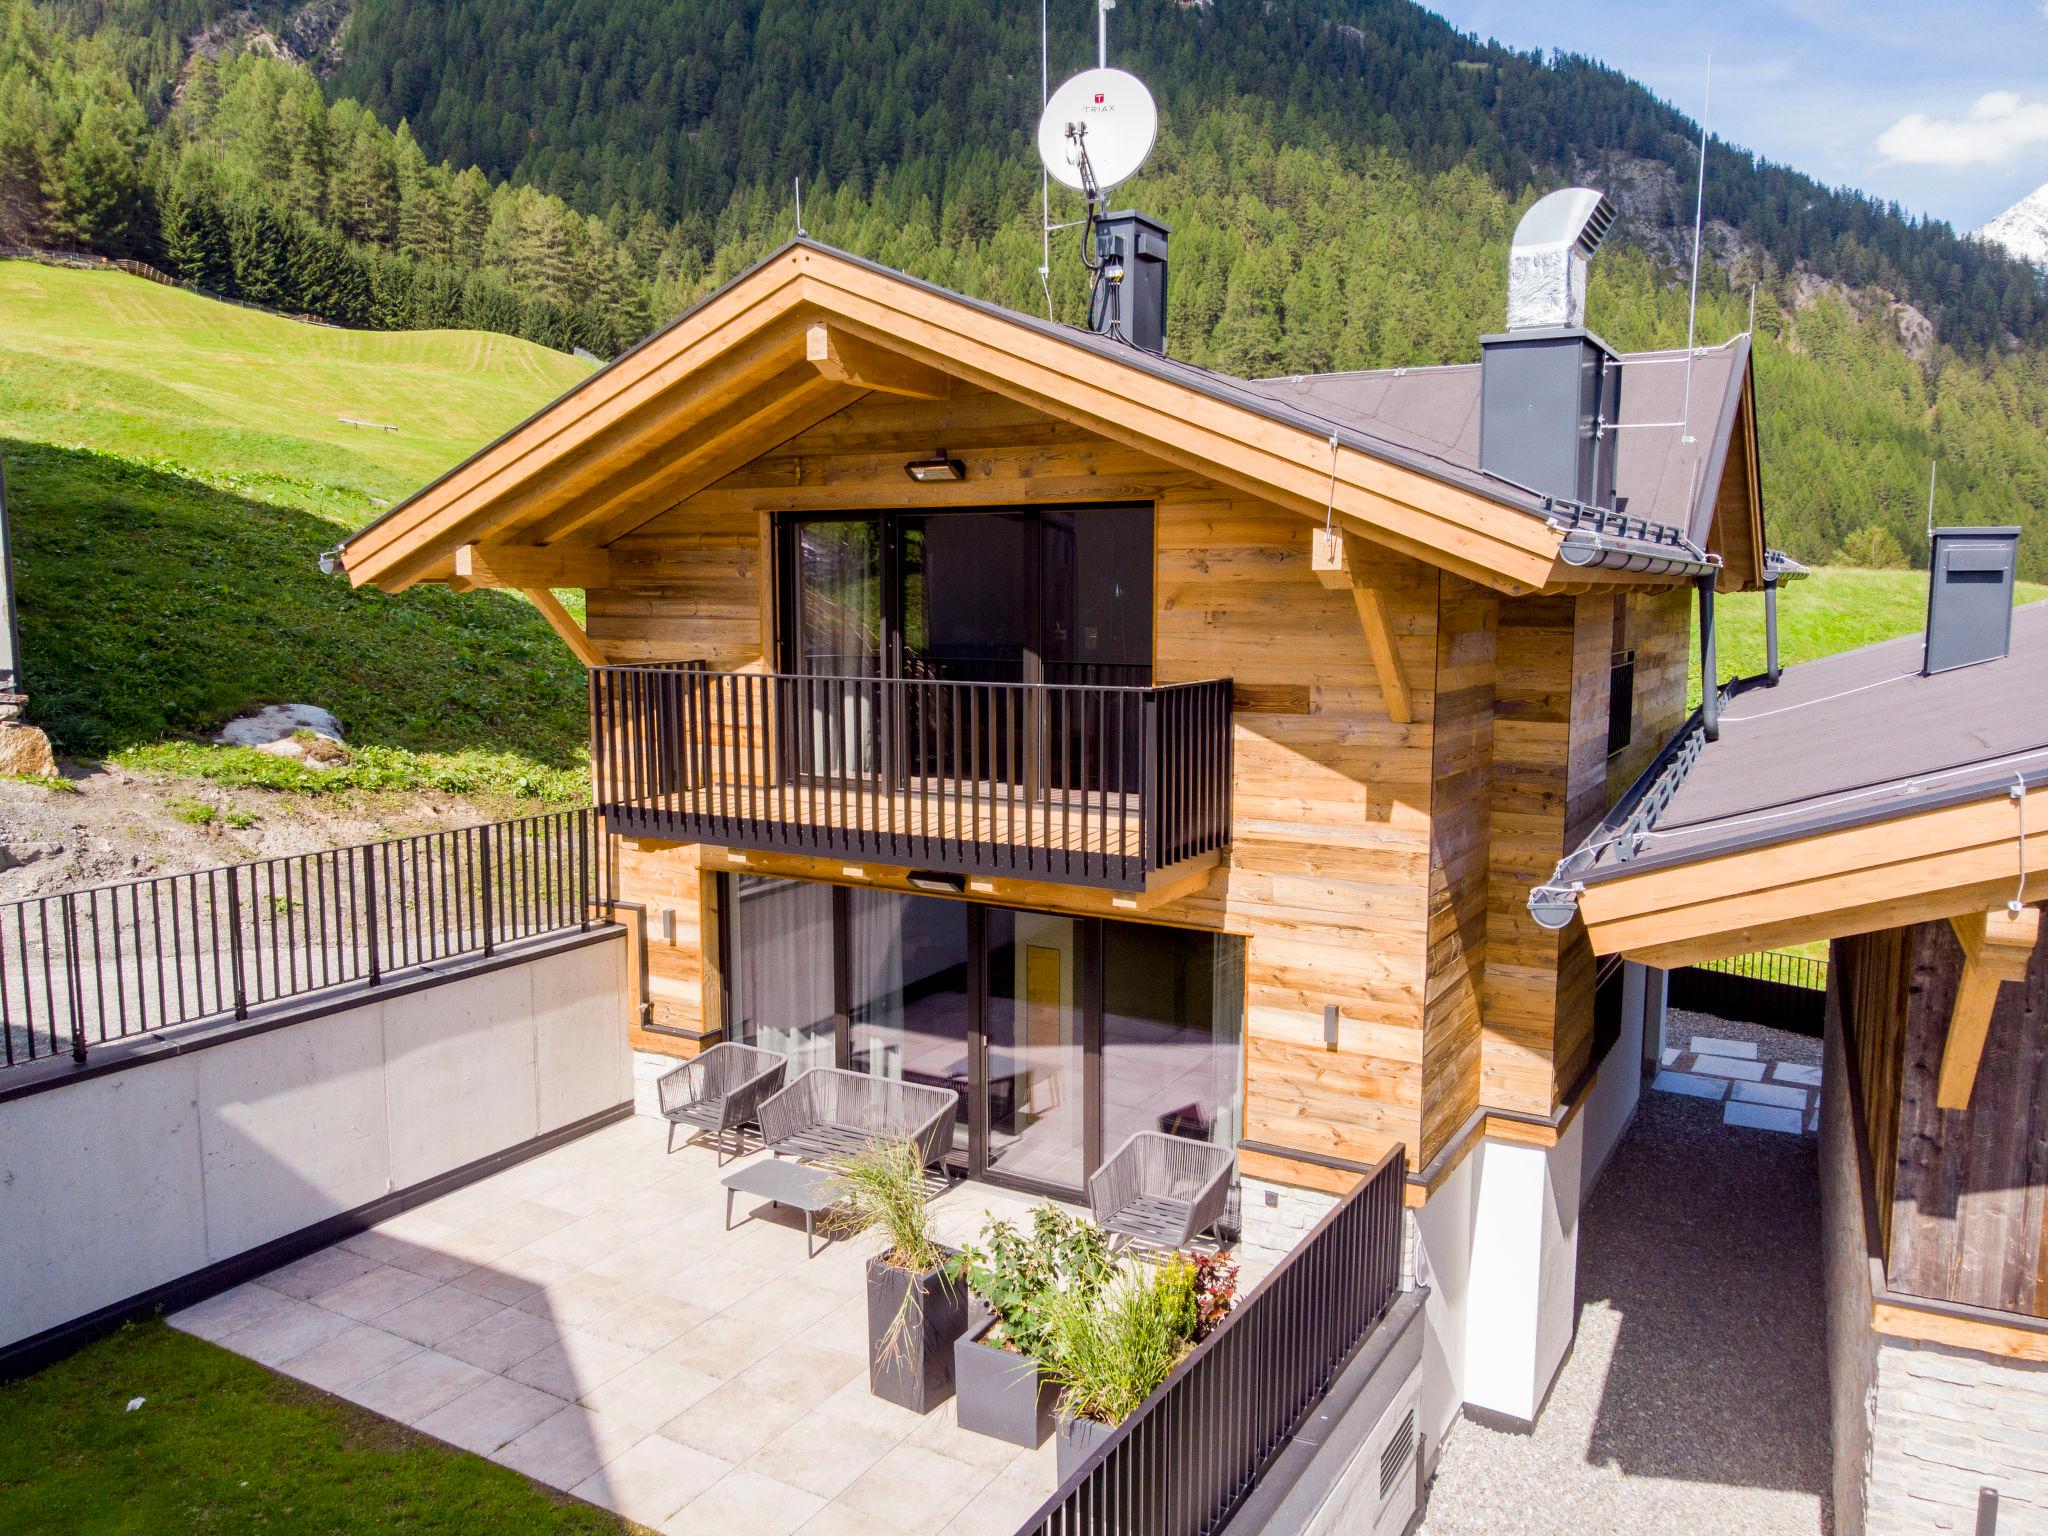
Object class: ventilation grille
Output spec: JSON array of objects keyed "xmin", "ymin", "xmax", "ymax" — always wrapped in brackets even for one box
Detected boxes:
[{"xmin": 1378, "ymin": 1407, "xmax": 1417, "ymax": 1500}]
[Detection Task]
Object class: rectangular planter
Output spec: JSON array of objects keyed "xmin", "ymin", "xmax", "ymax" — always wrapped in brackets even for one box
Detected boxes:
[
  {"xmin": 954, "ymin": 1315, "xmax": 1055, "ymax": 1448},
  {"xmin": 866, "ymin": 1249, "xmax": 969, "ymax": 1413},
  {"xmin": 1055, "ymin": 1408, "xmax": 1119, "ymax": 1482}
]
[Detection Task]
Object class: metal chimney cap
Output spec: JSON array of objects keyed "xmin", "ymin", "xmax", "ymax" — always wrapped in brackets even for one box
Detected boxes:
[{"xmin": 1506, "ymin": 187, "xmax": 1617, "ymax": 332}]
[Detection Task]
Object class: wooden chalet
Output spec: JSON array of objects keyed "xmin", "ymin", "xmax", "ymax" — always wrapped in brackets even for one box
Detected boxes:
[{"xmin": 333, "ymin": 213, "xmax": 1776, "ymax": 1438}]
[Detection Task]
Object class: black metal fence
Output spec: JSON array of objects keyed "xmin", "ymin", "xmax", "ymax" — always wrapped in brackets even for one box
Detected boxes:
[
  {"xmin": 1671, "ymin": 948, "xmax": 1829, "ymax": 1036},
  {"xmin": 0, "ymin": 809, "xmax": 603, "ymax": 1071},
  {"xmin": 1015, "ymin": 1144, "xmax": 1408, "ymax": 1536},
  {"xmin": 590, "ymin": 666, "xmax": 1234, "ymax": 890}
]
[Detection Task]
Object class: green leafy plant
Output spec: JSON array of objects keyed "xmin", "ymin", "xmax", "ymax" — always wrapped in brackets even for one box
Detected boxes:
[
  {"xmin": 167, "ymin": 796, "xmax": 216, "ymax": 826},
  {"xmin": 948, "ymin": 1203, "xmax": 1115, "ymax": 1360},
  {"xmin": 222, "ymin": 808, "xmax": 259, "ymax": 829},
  {"xmin": 4, "ymin": 772, "xmax": 77, "ymax": 794}
]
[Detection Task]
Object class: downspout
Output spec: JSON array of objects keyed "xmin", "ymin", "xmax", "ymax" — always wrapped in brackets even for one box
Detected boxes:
[
  {"xmin": 1764, "ymin": 574, "xmax": 1780, "ymax": 685},
  {"xmin": 1697, "ymin": 570, "xmax": 1720, "ymax": 742}
]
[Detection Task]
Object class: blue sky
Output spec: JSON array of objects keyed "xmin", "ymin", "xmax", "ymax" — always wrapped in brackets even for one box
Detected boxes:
[{"xmin": 1425, "ymin": 0, "xmax": 2048, "ymax": 231}]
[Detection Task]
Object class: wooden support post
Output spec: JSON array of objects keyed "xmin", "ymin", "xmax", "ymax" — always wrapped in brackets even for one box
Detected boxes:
[
  {"xmin": 521, "ymin": 587, "xmax": 605, "ymax": 668},
  {"xmin": 451, "ymin": 544, "xmax": 611, "ymax": 591},
  {"xmin": 1936, "ymin": 905, "xmax": 2041, "ymax": 1109},
  {"xmin": 805, "ymin": 322, "xmax": 951, "ymax": 399},
  {"xmin": 1311, "ymin": 528, "xmax": 1413, "ymax": 723}
]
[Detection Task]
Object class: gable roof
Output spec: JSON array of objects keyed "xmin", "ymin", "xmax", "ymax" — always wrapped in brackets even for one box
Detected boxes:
[
  {"xmin": 335, "ymin": 240, "xmax": 1754, "ymax": 597},
  {"xmin": 1540, "ymin": 599, "xmax": 2048, "ymax": 965}
]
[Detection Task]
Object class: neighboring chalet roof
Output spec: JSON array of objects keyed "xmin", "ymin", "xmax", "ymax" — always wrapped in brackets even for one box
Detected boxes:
[
  {"xmin": 1249, "ymin": 337, "xmax": 1768, "ymax": 588},
  {"xmin": 1543, "ymin": 600, "xmax": 2048, "ymax": 967},
  {"xmin": 333, "ymin": 240, "xmax": 1761, "ymax": 599}
]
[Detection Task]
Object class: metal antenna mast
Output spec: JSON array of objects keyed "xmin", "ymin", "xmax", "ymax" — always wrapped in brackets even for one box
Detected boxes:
[
  {"xmin": 1926, "ymin": 459, "xmax": 1939, "ymax": 544},
  {"xmin": 1098, "ymin": 0, "xmax": 1112, "ymax": 68},
  {"xmin": 1680, "ymin": 55, "xmax": 1710, "ymax": 446},
  {"xmin": 1039, "ymin": 0, "xmax": 1053, "ymax": 318}
]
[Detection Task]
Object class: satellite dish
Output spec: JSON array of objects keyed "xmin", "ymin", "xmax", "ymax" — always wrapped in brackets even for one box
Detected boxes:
[{"xmin": 1036, "ymin": 68, "xmax": 1158, "ymax": 196}]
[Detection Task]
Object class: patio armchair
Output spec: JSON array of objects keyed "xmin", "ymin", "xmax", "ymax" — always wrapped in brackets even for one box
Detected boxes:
[
  {"xmin": 758, "ymin": 1067, "xmax": 958, "ymax": 1172},
  {"xmin": 656, "ymin": 1043, "xmax": 788, "ymax": 1163},
  {"xmin": 1088, "ymin": 1131, "xmax": 1234, "ymax": 1251}
]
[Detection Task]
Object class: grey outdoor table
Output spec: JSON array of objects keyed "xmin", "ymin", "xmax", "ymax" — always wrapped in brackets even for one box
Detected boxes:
[{"xmin": 721, "ymin": 1159, "xmax": 841, "ymax": 1258}]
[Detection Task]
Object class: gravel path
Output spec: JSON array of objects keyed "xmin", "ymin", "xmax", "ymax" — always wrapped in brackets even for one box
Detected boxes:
[{"xmin": 1419, "ymin": 1051, "xmax": 1830, "ymax": 1536}]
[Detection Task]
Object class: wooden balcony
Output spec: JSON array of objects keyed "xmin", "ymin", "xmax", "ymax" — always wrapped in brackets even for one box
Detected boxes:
[{"xmin": 590, "ymin": 667, "xmax": 1233, "ymax": 892}]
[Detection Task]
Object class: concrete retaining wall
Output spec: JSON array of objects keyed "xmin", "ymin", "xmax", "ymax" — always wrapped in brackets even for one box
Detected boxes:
[{"xmin": 0, "ymin": 932, "xmax": 629, "ymax": 1358}]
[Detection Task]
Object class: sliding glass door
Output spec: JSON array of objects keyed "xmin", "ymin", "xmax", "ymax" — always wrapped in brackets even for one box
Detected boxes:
[{"xmin": 717, "ymin": 872, "xmax": 1242, "ymax": 1200}]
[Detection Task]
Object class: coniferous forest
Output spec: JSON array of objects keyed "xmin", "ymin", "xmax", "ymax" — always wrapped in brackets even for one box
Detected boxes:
[{"xmin": 3, "ymin": 0, "xmax": 2047, "ymax": 575}]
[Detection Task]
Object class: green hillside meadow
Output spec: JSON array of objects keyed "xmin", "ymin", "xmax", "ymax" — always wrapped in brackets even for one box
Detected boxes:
[{"xmin": 0, "ymin": 260, "xmax": 596, "ymax": 795}]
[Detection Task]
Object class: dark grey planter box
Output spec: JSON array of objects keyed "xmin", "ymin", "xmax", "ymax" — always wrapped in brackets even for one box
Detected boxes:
[
  {"xmin": 954, "ymin": 1315, "xmax": 1055, "ymax": 1447},
  {"xmin": 866, "ymin": 1249, "xmax": 969, "ymax": 1413},
  {"xmin": 1055, "ymin": 1408, "xmax": 1119, "ymax": 1482}
]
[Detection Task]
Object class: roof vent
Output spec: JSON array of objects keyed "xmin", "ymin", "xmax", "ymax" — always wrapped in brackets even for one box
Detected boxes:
[
  {"xmin": 1507, "ymin": 188, "xmax": 1615, "ymax": 331},
  {"xmin": 1923, "ymin": 526, "xmax": 2021, "ymax": 676}
]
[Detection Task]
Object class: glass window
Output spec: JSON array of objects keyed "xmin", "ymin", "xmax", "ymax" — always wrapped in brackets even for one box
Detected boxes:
[
  {"xmin": 846, "ymin": 889, "xmax": 973, "ymax": 1157},
  {"xmin": 1100, "ymin": 925, "xmax": 1244, "ymax": 1157},
  {"xmin": 722, "ymin": 875, "xmax": 835, "ymax": 1074}
]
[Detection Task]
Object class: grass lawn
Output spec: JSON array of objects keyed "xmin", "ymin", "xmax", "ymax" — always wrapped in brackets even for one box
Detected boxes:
[
  {"xmin": 1691, "ymin": 564, "xmax": 2048, "ymax": 701},
  {"xmin": 0, "ymin": 1320, "xmax": 643, "ymax": 1536},
  {"xmin": 0, "ymin": 264, "xmax": 598, "ymax": 798}
]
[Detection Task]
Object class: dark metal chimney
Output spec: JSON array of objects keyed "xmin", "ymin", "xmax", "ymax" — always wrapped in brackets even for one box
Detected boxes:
[
  {"xmin": 1923, "ymin": 526, "xmax": 2021, "ymax": 675},
  {"xmin": 1090, "ymin": 210, "xmax": 1169, "ymax": 354},
  {"xmin": 1479, "ymin": 188, "xmax": 1621, "ymax": 509}
]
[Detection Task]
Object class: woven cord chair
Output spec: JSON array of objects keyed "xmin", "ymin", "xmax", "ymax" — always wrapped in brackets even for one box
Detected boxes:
[
  {"xmin": 758, "ymin": 1067, "xmax": 958, "ymax": 1172},
  {"xmin": 656, "ymin": 1043, "xmax": 788, "ymax": 1163},
  {"xmin": 1088, "ymin": 1131, "xmax": 1234, "ymax": 1252}
]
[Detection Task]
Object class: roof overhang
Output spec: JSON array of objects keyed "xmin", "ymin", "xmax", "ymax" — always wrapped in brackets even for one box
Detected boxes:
[
  {"xmin": 1571, "ymin": 784, "xmax": 2047, "ymax": 968},
  {"xmin": 335, "ymin": 242, "xmax": 1712, "ymax": 598}
]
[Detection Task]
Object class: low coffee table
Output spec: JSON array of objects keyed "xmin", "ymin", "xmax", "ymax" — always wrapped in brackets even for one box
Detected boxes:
[{"xmin": 721, "ymin": 1159, "xmax": 842, "ymax": 1258}]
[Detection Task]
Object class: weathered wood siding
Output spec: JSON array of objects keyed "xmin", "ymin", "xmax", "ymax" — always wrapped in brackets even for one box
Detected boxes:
[
  {"xmin": 1882, "ymin": 917, "xmax": 2048, "ymax": 1317},
  {"xmin": 1607, "ymin": 587, "xmax": 1693, "ymax": 801}
]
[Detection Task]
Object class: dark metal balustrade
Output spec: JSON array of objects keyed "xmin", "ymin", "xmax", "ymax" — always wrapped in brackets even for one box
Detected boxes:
[{"xmin": 590, "ymin": 667, "xmax": 1233, "ymax": 891}]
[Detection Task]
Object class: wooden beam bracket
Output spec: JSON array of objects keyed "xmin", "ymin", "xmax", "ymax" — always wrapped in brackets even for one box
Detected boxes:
[
  {"xmin": 806, "ymin": 322, "xmax": 951, "ymax": 399},
  {"xmin": 451, "ymin": 544, "xmax": 611, "ymax": 591},
  {"xmin": 521, "ymin": 588, "xmax": 605, "ymax": 669},
  {"xmin": 1311, "ymin": 528, "xmax": 1413, "ymax": 723},
  {"xmin": 1935, "ymin": 904, "xmax": 2041, "ymax": 1110}
]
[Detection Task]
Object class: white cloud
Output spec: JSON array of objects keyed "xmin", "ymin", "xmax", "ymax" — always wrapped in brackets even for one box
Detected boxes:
[{"xmin": 1877, "ymin": 90, "xmax": 2048, "ymax": 165}]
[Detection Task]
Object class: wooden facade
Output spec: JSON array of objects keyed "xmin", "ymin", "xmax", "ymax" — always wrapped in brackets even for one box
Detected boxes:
[{"xmin": 1836, "ymin": 915, "xmax": 2048, "ymax": 1318}]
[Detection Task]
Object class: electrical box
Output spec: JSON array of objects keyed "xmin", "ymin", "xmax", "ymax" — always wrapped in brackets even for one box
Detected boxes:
[
  {"xmin": 1478, "ymin": 326, "xmax": 1622, "ymax": 510},
  {"xmin": 1923, "ymin": 526, "xmax": 2021, "ymax": 676},
  {"xmin": 1091, "ymin": 209, "xmax": 1170, "ymax": 355}
]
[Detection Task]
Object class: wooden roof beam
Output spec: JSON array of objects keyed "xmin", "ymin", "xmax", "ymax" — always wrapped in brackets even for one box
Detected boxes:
[
  {"xmin": 522, "ymin": 588, "xmax": 604, "ymax": 668},
  {"xmin": 1311, "ymin": 528, "xmax": 1413, "ymax": 723},
  {"xmin": 1935, "ymin": 904, "xmax": 2041, "ymax": 1110},
  {"xmin": 806, "ymin": 322, "xmax": 950, "ymax": 399},
  {"xmin": 450, "ymin": 544, "xmax": 611, "ymax": 592}
]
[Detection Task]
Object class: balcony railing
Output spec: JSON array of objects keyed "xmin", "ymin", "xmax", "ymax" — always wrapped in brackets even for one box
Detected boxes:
[{"xmin": 589, "ymin": 667, "xmax": 1233, "ymax": 891}]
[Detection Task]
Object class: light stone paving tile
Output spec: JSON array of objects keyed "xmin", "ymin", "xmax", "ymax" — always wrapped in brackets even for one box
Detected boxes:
[
  {"xmin": 1773, "ymin": 1062, "xmax": 1824, "ymax": 1087},
  {"xmin": 448, "ymin": 1253, "xmax": 576, "ymax": 1306},
  {"xmin": 475, "ymin": 1199, "xmax": 584, "ymax": 1249},
  {"xmin": 515, "ymin": 1271, "xmax": 638, "ymax": 1329},
  {"xmin": 525, "ymin": 1176, "xmax": 621, "ymax": 1219},
  {"xmin": 570, "ymin": 1433, "xmax": 735, "ymax": 1528},
  {"xmin": 582, "ymin": 1230, "xmax": 698, "ymax": 1291},
  {"xmin": 733, "ymin": 1339, "xmax": 868, "ymax": 1411},
  {"xmin": 576, "ymin": 1356, "xmax": 724, "ymax": 1437},
  {"xmin": 1687, "ymin": 1035, "xmax": 1758, "ymax": 1059},
  {"xmin": 439, "ymin": 1305, "xmax": 564, "ymax": 1374},
  {"xmin": 795, "ymin": 1296, "xmax": 874, "ymax": 1360},
  {"xmin": 414, "ymin": 1374, "xmax": 567, "ymax": 1456},
  {"xmin": 375, "ymin": 1284, "xmax": 510, "ymax": 1348},
  {"xmin": 1730, "ymin": 1079, "xmax": 1812, "ymax": 1111},
  {"xmin": 367, "ymin": 1206, "xmax": 463, "ymax": 1241},
  {"xmin": 796, "ymin": 1504, "xmax": 910, "ymax": 1536},
  {"xmin": 168, "ymin": 1282, "xmax": 295, "ymax": 1342},
  {"xmin": 257, "ymin": 1246, "xmax": 381, "ymax": 1301},
  {"xmin": 647, "ymin": 1315, "xmax": 781, "ymax": 1382},
  {"xmin": 275, "ymin": 1324, "xmax": 422, "ymax": 1394},
  {"xmin": 345, "ymin": 1348, "xmax": 491, "ymax": 1423},
  {"xmin": 650, "ymin": 1252, "xmax": 780, "ymax": 1315},
  {"xmin": 941, "ymin": 1465, "xmax": 1064, "ymax": 1536},
  {"xmin": 506, "ymin": 1331, "xmax": 649, "ymax": 1399},
  {"xmin": 338, "ymin": 1229, "xmax": 473, "ymax": 1281},
  {"xmin": 1723, "ymin": 1100, "xmax": 1809, "ymax": 1135},
  {"xmin": 744, "ymin": 1411, "xmax": 903, "ymax": 1500},
  {"xmin": 1650, "ymin": 1070, "xmax": 1728, "ymax": 1101},
  {"xmin": 491, "ymin": 1403, "xmax": 644, "ymax": 1491},
  {"xmin": 809, "ymin": 1372, "xmax": 928, "ymax": 1442},
  {"xmin": 905, "ymin": 1399, "xmax": 1032, "ymax": 1475},
  {"xmin": 655, "ymin": 1380, "xmax": 809, "ymax": 1464},
  {"xmin": 1689, "ymin": 1054, "xmax": 1767, "ymax": 1082},
  {"xmin": 427, "ymin": 1223, "xmax": 525, "ymax": 1269},
  {"xmin": 582, "ymin": 1292, "xmax": 713, "ymax": 1353},
  {"xmin": 220, "ymin": 1297, "xmax": 358, "ymax": 1367},
  {"xmin": 1659, "ymin": 1047, "xmax": 1680, "ymax": 1066},
  {"xmin": 664, "ymin": 1468, "xmax": 826, "ymax": 1536},
  {"xmin": 310, "ymin": 1263, "xmax": 441, "ymax": 1322},
  {"xmin": 834, "ymin": 1442, "xmax": 993, "ymax": 1536}
]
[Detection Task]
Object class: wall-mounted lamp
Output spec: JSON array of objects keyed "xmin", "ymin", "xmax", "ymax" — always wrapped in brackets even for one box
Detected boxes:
[
  {"xmin": 1324, "ymin": 1003, "xmax": 1340, "ymax": 1050},
  {"xmin": 904, "ymin": 454, "xmax": 965, "ymax": 484},
  {"xmin": 906, "ymin": 869, "xmax": 968, "ymax": 894}
]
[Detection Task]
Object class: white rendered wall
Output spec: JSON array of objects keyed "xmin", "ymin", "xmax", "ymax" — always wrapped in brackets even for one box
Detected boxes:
[{"xmin": 0, "ymin": 933, "xmax": 628, "ymax": 1353}]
